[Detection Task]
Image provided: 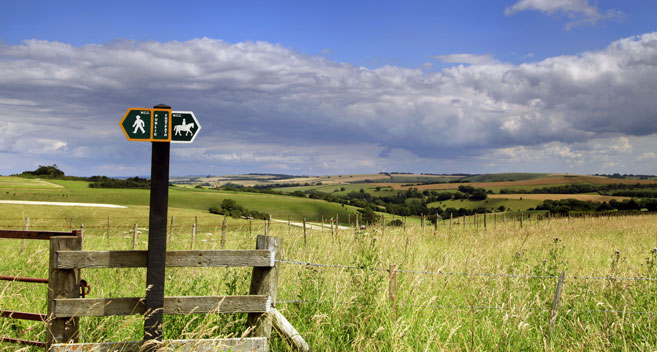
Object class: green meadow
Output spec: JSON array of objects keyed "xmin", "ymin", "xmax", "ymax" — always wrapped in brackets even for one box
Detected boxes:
[{"xmin": 0, "ymin": 179, "xmax": 357, "ymax": 224}]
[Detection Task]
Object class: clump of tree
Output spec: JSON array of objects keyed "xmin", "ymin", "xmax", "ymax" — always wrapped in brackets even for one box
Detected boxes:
[
  {"xmin": 88, "ymin": 176, "xmax": 150, "ymax": 189},
  {"xmin": 20, "ymin": 164, "xmax": 65, "ymax": 178},
  {"xmin": 534, "ymin": 198, "xmax": 657, "ymax": 214},
  {"xmin": 499, "ymin": 183, "xmax": 657, "ymax": 196},
  {"xmin": 209, "ymin": 199, "xmax": 268, "ymax": 219}
]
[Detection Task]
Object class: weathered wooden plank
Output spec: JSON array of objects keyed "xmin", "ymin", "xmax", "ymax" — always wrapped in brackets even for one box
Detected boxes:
[
  {"xmin": 165, "ymin": 295, "xmax": 270, "ymax": 315},
  {"xmin": 0, "ymin": 229, "xmax": 79, "ymax": 240},
  {"xmin": 50, "ymin": 337, "xmax": 268, "ymax": 352},
  {"xmin": 271, "ymin": 308, "xmax": 310, "ymax": 352},
  {"xmin": 54, "ymin": 295, "xmax": 270, "ymax": 317},
  {"xmin": 56, "ymin": 250, "xmax": 146, "ymax": 268},
  {"xmin": 166, "ymin": 250, "xmax": 274, "ymax": 267},
  {"xmin": 55, "ymin": 250, "xmax": 274, "ymax": 269}
]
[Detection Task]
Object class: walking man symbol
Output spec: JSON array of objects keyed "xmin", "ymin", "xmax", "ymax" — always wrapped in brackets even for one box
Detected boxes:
[{"xmin": 132, "ymin": 115, "xmax": 146, "ymax": 134}]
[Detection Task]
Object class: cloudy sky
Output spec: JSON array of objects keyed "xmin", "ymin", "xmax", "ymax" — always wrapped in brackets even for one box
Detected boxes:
[{"xmin": 1, "ymin": 1, "xmax": 657, "ymax": 177}]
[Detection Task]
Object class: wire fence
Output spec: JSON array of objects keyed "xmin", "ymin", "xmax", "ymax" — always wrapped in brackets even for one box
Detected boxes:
[
  {"xmin": 276, "ymin": 258, "xmax": 657, "ymax": 282},
  {"xmin": 272, "ymin": 300, "xmax": 657, "ymax": 316}
]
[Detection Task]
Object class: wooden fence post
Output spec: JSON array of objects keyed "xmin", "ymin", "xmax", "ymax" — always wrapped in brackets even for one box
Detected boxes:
[
  {"xmin": 133, "ymin": 223, "xmax": 138, "ymax": 250},
  {"xmin": 21, "ymin": 216, "xmax": 29, "ymax": 252},
  {"xmin": 248, "ymin": 235, "xmax": 282, "ymax": 339},
  {"xmin": 449, "ymin": 213, "xmax": 452, "ymax": 235},
  {"xmin": 381, "ymin": 215, "xmax": 385, "ymax": 236},
  {"xmin": 330, "ymin": 218, "xmax": 335, "ymax": 239},
  {"xmin": 190, "ymin": 222, "xmax": 197, "ymax": 250},
  {"xmin": 46, "ymin": 234, "xmax": 82, "ymax": 349},
  {"xmin": 106, "ymin": 217, "xmax": 111, "ymax": 248},
  {"xmin": 520, "ymin": 212, "xmax": 523, "ymax": 228},
  {"xmin": 484, "ymin": 212, "xmax": 487, "ymax": 229},
  {"xmin": 168, "ymin": 215, "xmax": 175, "ymax": 241},
  {"xmin": 303, "ymin": 217, "xmax": 307, "ymax": 247},
  {"xmin": 221, "ymin": 215, "xmax": 227, "ymax": 249},
  {"xmin": 548, "ymin": 270, "xmax": 566, "ymax": 339},
  {"xmin": 389, "ymin": 264, "xmax": 398, "ymax": 319},
  {"xmin": 421, "ymin": 214, "xmax": 425, "ymax": 236}
]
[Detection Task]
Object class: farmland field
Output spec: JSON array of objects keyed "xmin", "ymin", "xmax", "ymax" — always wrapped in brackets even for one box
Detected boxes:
[
  {"xmin": 487, "ymin": 194, "xmax": 631, "ymax": 202},
  {"xmin": 2, "ymin": 174, "xmax": 657, "ymax": 351},
  {"xmin": 2, "ymin": 201, "xmax": 657, "ymax": 351}
]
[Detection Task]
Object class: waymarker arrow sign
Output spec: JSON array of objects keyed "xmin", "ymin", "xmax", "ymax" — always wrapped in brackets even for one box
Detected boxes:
[
  {"xmin": 120, "ymin": 108, "xmax": 153, "ymax": 141},
  {"xmin": 171, "ymin": 111, "xmax": 201, "ymax": 143},
  {"xmin": 120, "ymin": 108, "xmax": 200, "ymax": 143}
]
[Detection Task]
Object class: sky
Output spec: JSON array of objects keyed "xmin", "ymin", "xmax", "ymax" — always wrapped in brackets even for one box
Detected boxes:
[{"xmin": 1, "ymin": 0, "xmax": 657, "ymax": 177}]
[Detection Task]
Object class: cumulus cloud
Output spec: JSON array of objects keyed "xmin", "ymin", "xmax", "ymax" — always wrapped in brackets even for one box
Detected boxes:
[
  {"xmin": 0, "ymin": 33, "xmax": 657, "ymax": 175},
  {"xmin": 505, "ymin": 0, "xmax": 623, "ymax": 30}
]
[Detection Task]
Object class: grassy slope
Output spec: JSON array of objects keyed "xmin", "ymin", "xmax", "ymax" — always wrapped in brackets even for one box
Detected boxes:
[
  {"xmin": 463, "ymin": 173, "xmax": 550, "ymax": 182},
  {"xmin": 0, "ymin": 178, "xmax": 359, "ymax": 223},
  {"xmin": 427, "ymin": 198, "xmax": 544, "ymax": 212}
]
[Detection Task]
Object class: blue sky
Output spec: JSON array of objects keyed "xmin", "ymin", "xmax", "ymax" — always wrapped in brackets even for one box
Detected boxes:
[{"xmin": 1, "ymin": 1, "xmax": 657, "ymax": 176}]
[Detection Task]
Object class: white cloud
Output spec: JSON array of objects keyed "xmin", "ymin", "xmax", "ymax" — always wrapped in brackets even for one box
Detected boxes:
[
  {"xmin": 505, "ymin": 0, "xmax": 623, "ymax": 30},
  {"xmin": 1, "ymin": 33, "xmax": 657, "ymax": 175},
  {"xmin": 435, "ymin": 53, "xmax": 499, "ymax": 65},
  {"xmin": 637, "ymin": 152, "xmax": 657, "ymax": 161}
]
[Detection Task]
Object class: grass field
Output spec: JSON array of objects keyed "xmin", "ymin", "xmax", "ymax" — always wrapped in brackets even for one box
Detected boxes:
[
  {"xmin": 0, "ymin": 176, "xmax": 63, "ymax": 189},
  {"xmin": 2, "ymin": 202, "xmax": 657, "ymax": 351},
  {"xmin": 462, "ymin": 173, "xmax": 551, "ymax": 182},
  {"xmin": 487, "ymin": 194, "xmax": 631, "ymax": 202},
  {"xmin": 0, "ymin": 178, "xmax": 359, "ymax": 224},
  {"xmin": 3, "ymin": 174, "xmax": 657, "ymax": 350},
  {"xmin": 395, "ymin": 175, "xmax": 657, "ymax": 192},
  {"xmin": 428, "ymin": 198, "xmax": 545, "ymax": 212}
]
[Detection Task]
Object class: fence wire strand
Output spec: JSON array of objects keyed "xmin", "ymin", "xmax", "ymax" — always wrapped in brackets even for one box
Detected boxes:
[
  {"xmin": 273, "ymin": 300, "xmax": 657, "ymax": 315},
  {"xmin": 277, "ymin": 259, "xmax": 657, "ymax": 281}
]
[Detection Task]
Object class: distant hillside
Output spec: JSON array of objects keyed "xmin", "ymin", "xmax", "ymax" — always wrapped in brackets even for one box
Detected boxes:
[{"xmin": 463, "ymin": 173, "xmax": 550, "ymax": 182}]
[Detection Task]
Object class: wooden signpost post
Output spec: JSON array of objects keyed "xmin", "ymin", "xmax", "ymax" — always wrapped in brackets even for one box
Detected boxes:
[{"xmin": 120, "ymin": 104, "xmax": 201, "ymax": 345}]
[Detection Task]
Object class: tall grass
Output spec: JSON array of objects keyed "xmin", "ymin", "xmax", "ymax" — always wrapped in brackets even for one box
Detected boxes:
[{"xmin": 2, "ymin": 206, "xmax": 657, "ymax": 351}]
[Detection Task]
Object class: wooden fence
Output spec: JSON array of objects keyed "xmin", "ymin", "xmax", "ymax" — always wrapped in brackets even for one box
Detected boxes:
[{"xmin": 0, "ymin": 230, "xmax": 308, "ymax": 351}]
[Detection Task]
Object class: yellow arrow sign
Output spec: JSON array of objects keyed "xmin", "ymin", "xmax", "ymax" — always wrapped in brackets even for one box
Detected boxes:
[{"xmin": 120, "ymin": 108, "xmax": 172, "ymax": 142}]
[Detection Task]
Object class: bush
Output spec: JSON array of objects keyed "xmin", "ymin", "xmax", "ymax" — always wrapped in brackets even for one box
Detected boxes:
[{"xmin": 209, "ymin": 199, "xmax": 268, "ymax": 219}]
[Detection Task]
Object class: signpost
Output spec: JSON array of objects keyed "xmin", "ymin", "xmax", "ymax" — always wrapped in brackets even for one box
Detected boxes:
[
  {"xmin": 119, "ymin": 104, "xmax": 200, "ymax": 347},
  {"xmin": 120, "ymin": 108, "xmax": 200, "ymax": 143}
]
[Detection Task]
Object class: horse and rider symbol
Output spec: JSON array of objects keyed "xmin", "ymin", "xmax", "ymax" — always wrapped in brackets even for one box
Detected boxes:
[
  {"xmin": 132, "ymin": 115, "xmax": 194, "ymax": 136},
  {"xmin": 174, "ymin": 118, "xmax": 195, "ymax": 136}
]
